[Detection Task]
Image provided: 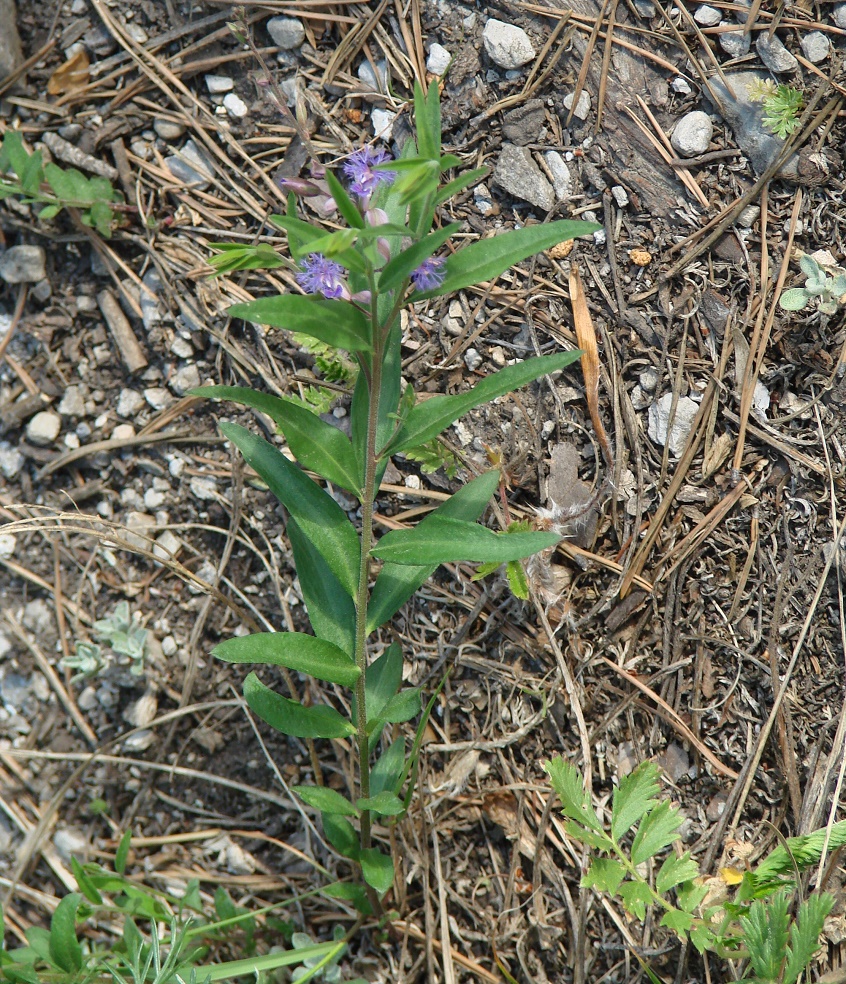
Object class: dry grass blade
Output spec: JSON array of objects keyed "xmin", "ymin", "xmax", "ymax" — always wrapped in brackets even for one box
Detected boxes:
[{"xmin": 569, "ymin": 263, "xmax": 612, "ymax": 469}]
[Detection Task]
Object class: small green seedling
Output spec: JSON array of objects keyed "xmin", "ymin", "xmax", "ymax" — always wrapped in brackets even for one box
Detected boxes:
[
  {"xmin": 747, "ymin": 80, "xmax": 804, "ymax": 140},
  {"xmin": 62, "ymin": 600, "xmax": 149, "ymax": 682},
  {"xmin": 780, "ymin": 253, "xmax": 846, "ymax": 315},
  {"xmin": 0, "ymin": 131, "xmax": 122, "ymax": 237}
]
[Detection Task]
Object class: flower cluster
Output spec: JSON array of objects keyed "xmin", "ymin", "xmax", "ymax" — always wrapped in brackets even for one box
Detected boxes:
[
  {"xmin": 343, "ymin": 146, "xmax": 396, "ymax": 199},
  {"xmin": 296, "ymin": 253, "xmax": 346, "ymax": 299},
  {"xmin": 411, "ymin": 256, "xmax": 446, "ymax": 292}
]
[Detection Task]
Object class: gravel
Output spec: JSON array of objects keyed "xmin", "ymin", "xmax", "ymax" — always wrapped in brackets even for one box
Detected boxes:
[
  {"xmin": 0, "ymin": 245, "xmax": 47, "ymax": 284},
  {"xmin": 799, "ymin": 31, "xmax": 830, "ymax": 64},
  {"xmin": 426, "ymin": 43, "xmax": 451, "ymax": 76},
  {"xmin": 718, "ymin": 24, "xmax": 751, "ymax": 58},
  {"xmin": 755, "ymin": 33, "xmax": 798, "ymax": 73},
  {"xmin": 482, "ymin": 19, "xmax": 536, "ymax": 70},
  {"xmin": 671, "ymin": 111, "xmax": 713, "ymax": 157},
  {"xmin": 25, "ymin": 410, "xmax": 62, "ymax": 446},
  {"xmin": 266, "ymin": 15, "xmax": 306, "ymax": 50},
  {"xmin": 492, "ymin": 144, "xmax": 554, "ymax": 210}
]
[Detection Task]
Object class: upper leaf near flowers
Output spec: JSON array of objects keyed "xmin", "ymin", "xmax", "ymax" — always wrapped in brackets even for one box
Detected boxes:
[{"xmin": 228, "ymin": 294, "xmax": 372, "ymax": 353}]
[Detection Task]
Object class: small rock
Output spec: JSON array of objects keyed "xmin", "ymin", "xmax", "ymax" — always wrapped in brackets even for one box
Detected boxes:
[
  {"xmin": 834, "ymin": 3, "xmax": 846, "ymax": 28},
  {"xmin": 23, "ymin": 598, "xmax": 52, "ymax": 636},
  {"xmin": 0, "ymin": 442, "xmax": 24, "ymax": 479},
  {"xmin": 737, "ymin": 204, "xmax": 760, "ymax": 227},
  {"xmin": 153, "ymin": 118, "xmax": 186, "ymax": 141},
  {"xmin": 616, "ymin": 741, "xmax": 638, "ymax": 777},
  {"xmin": 482, "ymin": 18, "xmax": 536, "ymax": 70},
  {"xmin": 647, "ymin": 394, "xmax": 700, "ymax": 455},
  {"xmin": 223, "ymin": 92, "xmax": 248, "ymax": 119},
  {"xmin": 543, "ymin": 151, "xmax": 572, "ymax": 200},
  {"xmin": 563, "ymin": 90, "xmax": 591, "ymax": 121},
  {"xmin": 58, "ymin": 386, "xmax": 85, "ymax": 418},
  {"xmin": 658, "ymin": 743, "xmax": 691, "ymax": 781},
  {"xmin": 124, "ymin": 511, "xmax": 156, "ymax": 551},
  {"xmin": 31, "ymin": 278, "xmax": 52, "ymax": 303},
  {"xmin": 162, "ymin": 635, "xmax": 178, "ymax": 656},
  {"xmin": 154, "ymin": 530, "xmax": 182, "ymax": 561},
  {"xmin": 0, "ymin": 0, "xmax": 23, "ymax": 79},
  {"xmin": 694, "ymin": 4, "xmax": 721, "ymax": 25},
  {"xmin": 54, "ymin": 827, "xmax": 88, "ymax": 863},
  {"xmin": 140, "ymin": 268, "xmax": 162, "ymax": 332},
  {"xmin": 371, "ymin": 108, "xmax": 396, "ymax": 139},
  {"xmin": 112, "ymin": 423, "xmax": 135, "ymax": 441},
  {"xmin": 492, "ymin": 144, "xmax": 555, "ymax": 210},
  {"xmin": 706, "ymin": 790, "xmax": 728, "ymax": 821},
  {"xmin": 170, "ymin": 363, "xmax": 200, "ymax": 396},
  {"xmin": 800, "ymin": 31, "xmax": 830, "ymax": 64},
  {"xmin": 26, "ymin": 410, "xmax": 61, "ymax": 446},
  {"xmin": 0, "ymin": 533, "xmax": 16, "ymax": 558},
  {"xmin": 503, "ymin": 99, "xmax": 546, "ymax": 145},
  {"xmin": 171, "ymin": 336, "xmax": 193, "ymax": 359},
  {"xmin": 639, "ymin": 368, "xmax": 660, "ymax": 393},
  {"xmin": 0, "ymin": 245, "xmax": 47, "ymax": 284},
  {"xmin": 144, "ymin": 387, "xmax": 171, "ymax": 411},
  {"xmin": 718, "ymin": 23, "xmax": 751, "ymax": 58},
  {"xmin": 205, "ymin": 74, "xmax": 233, "ymax": 93},
  {"xmin": 671, "ymin": 110, "xmax": 713, "ymax": 156},
  {"xmin": 671, "ymin": 76, "xmax": 692, "ymax": 95},
  {"xmin": 444, "ymin": 299, "xmax": 464, "ymax": 336},
  {"xmin": 473, "ymin": 183, "xmax": 496, "ymax": 216},
  {"xmin": 190, "ymin": 477, "xmax": 218, "ymax": 501},
  {"xmin": 357, "ymin": 58, "xmax": 389, "ymax": 93},
  {"xmin": 755, "ymin": 33, "xmax": 798, "ymax": 73},
  {"xmin": 164, "ymin": 139, "xmax": 215, "ymax": 190},
  {"xmin": 124, "ymin": 22, "xmax": 148, "ymax": 44},
  {"xmin": 631, "ymin": 0, "xmax": 655, "ymax": 15},
  {"xmin": 117, "ymin": 388, "xmax": 146, "ymax": 418},
  {"xmin": 464, "ymin": 348, "xmax": 483, "ymax": 371},
  {"xmin": 144, "ymin": 488, "xmax": 166, "ymax": 510},
  {"xmin": 267, "ymin": 15, "xmax": 305, "ymax": 50},
  {"xmin": 611, "ymin": 185, "xmax": 629, "ymax": 207},
  {"xmin": 426, "ymin": 42, "xmax": 451, "ymax": 76}
]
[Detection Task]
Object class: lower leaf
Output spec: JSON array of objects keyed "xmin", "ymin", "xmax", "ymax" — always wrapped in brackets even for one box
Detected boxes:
[
  {"xmin": 244, "ymin": 673, "xmax": 355, "ymax": 739},
  {"xmin": 359, "ymin": 848, "xmax": 394, "ymax": 894}
]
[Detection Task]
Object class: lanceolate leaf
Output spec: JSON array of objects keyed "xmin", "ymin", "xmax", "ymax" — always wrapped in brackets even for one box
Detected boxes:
[
  {"xmin": 370, "ymin": 740, "xmax": 406, "ymax": 796},
  {"xmin": 359, "ymin": 847, "xmax": 394, "ymax": 894},
  {"xmin": 194, "ymin": 386, "xmax": 361, "ymax": 494},
  {"xmin": 410, "ymin": 219, "xmax": 601, "ymax": 300},
  {"xmin": 371, "ymin": 516, "xmax": 559, "ymax": 565},
  {"xmin": 48, "ymin": 894, "xmax": 84, "ymax": 973},
  {"xmin": 294, "ymin": 785, "xmax": 358, "ymax": 816},
  {"xmin": 324, "ymin": 168, "xmax": 365, "ymax": 229},
  {"xmin": 228, "ymin": 295, "xmax": 372, "ymax": 354},
  {"xmin": 382, "ymin": 351, "xmax": 582, "ymax": 457},
  {"xmin": 287, "ymin": 518, "xmax": 355, "ymax": 656},
  {"xmin": 213, "ymin": 632, "xmax": 360, "ymax": 687},
  {"xmin": 322, "ymin": 814, "xmax": 360, "ymax": 859},
  {"xmin": 220, "ymin": 423, "xmax": 360, "ymax": 597},
  {"xmin": 357, "ymin": 792, "xmax": 404, "ymax": 816},
  {"xmin": 364, "ymin": 642, "xmax": 403, "ymax": 720},
  {"xmin": 367, "ymin": 469, "xmax": 500, "ymax": 631},
  {"xmin": 243, "ymin": 672, "xmax": 355, "ymax": 739},
  {"xmin": 369, "ymin": 688, "xmax": 421, "ymax": 729}
]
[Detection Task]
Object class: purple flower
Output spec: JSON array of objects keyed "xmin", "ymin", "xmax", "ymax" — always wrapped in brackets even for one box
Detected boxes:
[
  {"xmin": 296, "ymin": 253, "xmax": 346, "ymax": 299},
  {"xmin": 411, "ymin": 256, "xmax": 446, "ymax": 292},
  {"xmin": 343, "ymin": 147, "xmax": 396, "ymax": 199}
]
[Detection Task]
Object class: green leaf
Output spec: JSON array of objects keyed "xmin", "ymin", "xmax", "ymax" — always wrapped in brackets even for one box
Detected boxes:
[
  {"xmin": 371, "ymin": 739, "xmax": 406, "ymax": 796},
  {"xmin": 371, "ymin": 516, "xmax": 559, "ymax": 565},
  {"xmin": 228, "ymin": 295, "xmax": 372, "ymax": 353},
  {"xmin": 656, "ymin": 853, "xmax": 700, "ymax": 896},
  {"xmin": 582, "ymin": 858, "xmax": 625, "ymax": 895},
  {"xmin": 287, "ymin": 518, "xmax": 355, "ymax": 656},
  {"xmin": 370, "ymin": 688, "xmax": 421, "ymax": 727},
  {"xmin": 689, "ymin": 923, "xmax": 716, "ymax": 954},
  {"xmin": 783, "ymin": 892, "xmax": 833, "ymax": 984},
  {"xmin": 565, "ymin": 820, "xmax": 612, "ymax": 851},
  {"xmin": 660, "ymin": 908, "xmax": 696, "ymax": 937},
  {"xmin": 359, "ymin": 848, "xmax": 394, "ymax": 894},
  {"xmin": 356, "ymin": 792, "xmax": 405, "ymax": 816},
  {"xmin": 410, "ymin": 219, "xmax": 601, "ymax": 300},
  {"xmin": 779, "ymin": 287, "xmax": 811, "ymax": 311},
  {"xmin": 324, "ymin": 168, "xmax": 365, "ymax": 229},
  {"xmin": 435, "ymin": 167, "xmax": 490, "ymax": 207},
  {"xmin": 365, "ymin": 641, "xmax": 403, "ymax": 720},
  {"xmin": 676, "ymin": 879, "xmax": 709, "ymax": 914},
  {"xmin": 618, "ymin": 880, "xmax": 653, "ymax": 921},
  {"xmin": 220, "ymin": 423, "xmax": 360, "ymax": 597},
  {"xmin": 378, "ymin": 222, "xmax": 460, "ymax": 292},
  {"xmin": 37, "ymin": 203, "xmax": 62, "ymax": 220},
  {"xmin": 269, "ymin": 213, "xmax": 329, "ymax": 256},
  {"xmin": 243, "ymin": 672, "xmax": 356, "ymax": 739},
  {"xmin": 115, "ymin": 828, "xmax": 131, "ymax": 875},
  {"xmin": 2, "ymin": 131, "xmax": 31, "ymax": 180},
  {"xmin": 630, "ymin": 801, "xmax": 684, "ymax": 866},
  {"xmin": 504, "ymin": 559, "xmax": 529, "ymax": 599},
  {"xmin": 611, "ymin": 761, "xmax": 660, "ymax": 841},
  {"xmin": 294, "ymin": 785, "xmax": 358, "ymax": 816},
  {"xmin": 544, "ymin": 757, "xmax": 603, "ymax": 833},
  {"xmin": 195, "ymin": 385, "xmax": 361, "ymax": 494},
  {"xmin": 19, "ymin": 149, "xmax": 44, "ymax": 196},
  {"xmin": 48, "ymin": 894, "xmax": 83, "ymax": 973},
  {"xmin": 742, "ymin": 892, "xmax": 790, "ymax": 982},
  {"xmin": 367, "ymin": 469, "xmax": 500, "ymax": 631},
  {"xmin": 414, "ymin": 79, "xmax": 438, "ymax": 160},
  {"xmin": 207, "ymin": 243, "xmax": 284, "ymax": 275},
  {"xmin": 70, "ymin": 857, "xmax": 103, "ymax": 905},
  {"xmin": 213, "ymin": 632, "xmax": 360, "ymax": 686},
  {"xmin": 383, "ymin": 351, "xmax": 582, "ymax": 456},
  {"xmin": 322, "ymin": 815, "xmax": 359, "ymax": 860}
]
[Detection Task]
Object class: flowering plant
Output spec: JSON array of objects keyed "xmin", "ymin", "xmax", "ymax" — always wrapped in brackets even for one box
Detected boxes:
[{"xmin": 194, "ymin": 81, "xmax": 598, "ymax": 912}]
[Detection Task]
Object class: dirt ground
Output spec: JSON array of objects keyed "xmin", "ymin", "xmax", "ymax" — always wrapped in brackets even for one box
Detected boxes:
[{"xmin": 1, "ymin": 0, "xmax": 846, "ymax": 981}]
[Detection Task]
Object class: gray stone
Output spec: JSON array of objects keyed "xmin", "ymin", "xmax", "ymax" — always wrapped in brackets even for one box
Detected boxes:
[
  {"xmin": 22, "ymin": 598, "xmax": 52, "ymax": 636},
  {"xmin": 800, "ymin": 31, "xmax": 830, "ymax": 64},
  {"xmin": 464, "ymin": 348, "xmax": 483, "ymax": 371},
  {"xmin": 190, "ymin": 476, "xmax": 217, "ymax": 501},
  {"xmin": 204, "ymin": 74, "xmax": 233, "ymax": 93},
  {"xmin": 492, "ymin": 144, "xmax": 554, "ymax": 210},
  {"xmin": 267, "ymin": 15, "xmax": 305, "ymax": 50},
  {"xmin": 170, "ymin": 363, "xmax": 200, "ymax": 396},
  {"xmin": 755, "ymin": 33, "xmax": 798, "ymax": 73},
  {"xmin": 58, "ymin": 385, "xmax": 85, "ymax": 418},
  {"xmin": 26, "ymin": 410, "xmax": 61, "ymax": 446},
  {"xmin": 611, "ymin": 185, "xmax": 629, "ymax": 207},
  {"xmin": 0, "ymin": 0, "xmax": 23, "ymax": 80},
  {"xmin": 117, "ymin": 388, "xmax": 145, "ymax": 418},
  {"xmin": 144, "ymin": 387, "xmax": 171, "ymax": 410},
  {"xmin": 694, "ymin": 4, "xmax": 721, "ymax": 25},
  {"xmin": 563, "ymin": 91, "xmax": 591, "ymax": 121},
  {"xmin": 0, "ymin": 532, "xmax": 15, "ymax": 558},
  {"xmin": 153, "ymin": 118, "xmax": 186, "ymax": 141},
  {"xmin": 31, "ymin": 278, "xmax": 52, "ymax": 302},
  {"xmin": 0, "ymin": 245, "xmax": 46, "ymax": 284},
  {"xmin": 140, "ymin": 268, "xmax": 162, "ymax": 332},
  {"xmin": 153, "ymin": 530, "xmax": 181, "ymax": 561},
  {"xmin": 54, "ymin": 828, "xmax": 88, "ymax": 863},
  {"xmin": 671, "ymin": 110, "xmax": 713, "ymax": 156},
  {"xmin": 123, "ymin": 510, "xmax": 157, "ymax": 551},
  {"xmin": 718, "ymin": 23, "xmax": 751, "ymax": 58},
  {"xmin": 223, "ymin": 93, "xmax": 248, "ymax": 119},
  {"xmin": 357, "ymin": 58, "xmax": 389, "ymax": 93},
  {"xmin": 426, "ymin": 43, "xmax": 451, "ymax": 76},
  {"xmin": 543, "ymin": 151, "xmax": 572, "ymax": 200},
  {"xmin": 647, "ymin": 394, "xmax": 700, "ymax": 455},
  {"xmin": 371, "ymin": 108, "xmax": 396, "ymax": 139},
  {"xmin": 671, "ymin": 77, "xmax": 692, "ymax": 95},
  {"xmin": 834, "ymin": 3, "xmax": 846, "ymax": 28},
  {"xmin": 164, "ymin": 139, "xmax": 215, "ymax": 190},
  {"xmin": 0, "ymin": 441, "xmax": 24, "ymax": 479},
  {"xmin": 503, "ymin": 99, "xmax": 546, "ymax": 145},
  {"xmin": 482, "ymin": 19, "xmax": 536, "ymax": 70}
]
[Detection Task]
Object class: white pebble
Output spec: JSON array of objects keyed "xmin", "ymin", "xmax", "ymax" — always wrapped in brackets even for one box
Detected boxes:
[{"xmin": 223, "ymin": 93, "xmax": 249, "ymax": 119}]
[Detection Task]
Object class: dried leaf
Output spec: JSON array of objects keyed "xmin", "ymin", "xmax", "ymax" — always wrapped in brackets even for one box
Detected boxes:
[
  {"xmin": 47, "ymin": 49, "xmax": 90, "ymax": 97},
  {"xmin": 569, "ymin": 263, "xmax": 612, "ymax": 466}
]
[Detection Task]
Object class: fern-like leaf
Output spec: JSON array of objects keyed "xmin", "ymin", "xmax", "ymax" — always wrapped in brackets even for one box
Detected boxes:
[
  {"xmin": 544, "ymin": 758, "xmax": 603, "ymax": 834},
  {"xmin": 783, "ymin": 892, "xmax": 833, "ymax": 984},
  {"xmin": 741, "ymin": 891, "xmax": 790, "ymax": 982}
]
